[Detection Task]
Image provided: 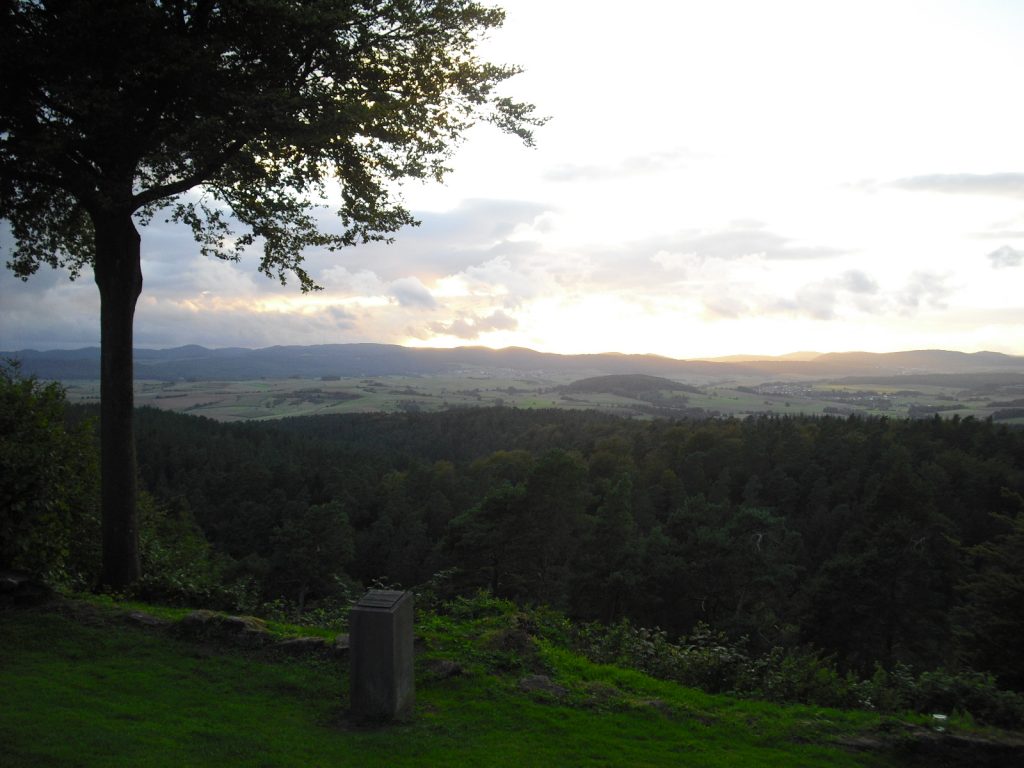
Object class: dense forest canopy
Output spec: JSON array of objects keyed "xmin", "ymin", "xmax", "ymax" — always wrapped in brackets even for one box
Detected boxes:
[{"xmin": 106, "ymin": 404, "xmax": 1024, "ymax": 689}]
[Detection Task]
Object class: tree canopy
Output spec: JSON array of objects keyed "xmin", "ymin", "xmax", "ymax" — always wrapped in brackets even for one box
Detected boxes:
[
  {"xmin": 0, "ymin": 0, "xmax": 541, "ymax": 587},
  {"xmin": 1, "ymin": 0, "xmax": 540, "ymax": 285}
]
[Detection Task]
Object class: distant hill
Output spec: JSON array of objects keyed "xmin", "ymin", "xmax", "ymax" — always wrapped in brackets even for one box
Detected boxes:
[
  {"xmin": 6, "ymin": 344, "xmax": 738, "ymax": 381},
  {"xmin": 562, "ymin": 374, "xmax": 703, "ymax": 397},
  {"xmin": 5, "ymin": 343, "xmax": 1024, "ymax": 382}
]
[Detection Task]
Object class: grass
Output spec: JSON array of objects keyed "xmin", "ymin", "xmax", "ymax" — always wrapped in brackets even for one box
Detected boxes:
[{"xmin": 0, "ymin": 598, "xmax": 917, "ymax": 767}]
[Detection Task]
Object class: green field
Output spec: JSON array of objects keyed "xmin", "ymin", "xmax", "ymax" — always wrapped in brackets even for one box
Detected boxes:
[
  {"xmin": 0, "ymin": 597, "xmax": 934, "ymax": 767},
  {"xmin": 61, "ymin": 371, "xmax": 1024, "ymax": 423}
]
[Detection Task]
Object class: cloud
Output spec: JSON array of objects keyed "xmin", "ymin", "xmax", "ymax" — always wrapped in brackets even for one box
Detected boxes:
[
  {"xmin": 132, "ymin": 300, "xmax": 359, "ymax": 349},
  {"xmin": 975, "ymin": 230, "xmax": 1024, "ymax": 240},
  {"xmin": 544, "ymin": 149, "xmax": 691, "ymax": 182},
  {"xmin": 891, "ymin": 173, "xmax": 1024, "ymax": 198},
  {"xmin": 388, "ymin": 276, "xmax": 437, "ymax": 308},
  {"xmin": 319, "ymin": 265, "xmax": 387, "ymax": 295},
  {"xmin": 426, "ymin": 310, "xmax": 518, "ymax": 340},
  {"xmin": 700, "ymin": 267, "xmax": 885, "ymax": 324},
  {"xmin": 0, "ymin": 262, "xmax": 100, "ymax": 349},
  {"xmin": 703, "ymin": 295, "xmax": 748, "ymax": 319},
  {"xmin": 794, "ymin": 284, "xmax": 841, "ymax": 320},
  {"xmin": 662, "ymin": 222, "xmax": 847, "ymax": 261},
  {"xmin": 838, "ymin": 270, "xmax": 879, "ymax": 294},
  {"xmin": 987, "ymin": 245, "xmax": 1023, "ymax": 269},
  {"xmin": 898, "ymin": 271, "xmax": 953, "ymax": 310},
  {"xmin": 458, "ymin": 255, "xmax": 549, "ymax": 308},
  {"xmin": 309, "ymin": 198, "xmax": 555, "ymax": 282}
]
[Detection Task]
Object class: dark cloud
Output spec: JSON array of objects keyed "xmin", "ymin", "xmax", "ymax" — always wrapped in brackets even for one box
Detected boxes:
[
  {"xmin": 132, "ymin": 302, "xmax": 358, "ymax": 349},
  {"xmin": 426, "ymin": 310, "xmax": 517, "ymax": 340},
  {"xmin": 388, "ymin": 277, "xmax": 437, "ymax": 308},
  {"xmin": 891, "ymin": 173, "xmax": 1024, "ymax": 198},
  {"xmin": 305, "ymin": 198, "xmax": 554, "ymax": 282},
  {"xmin": 0, "ymin": 266, "xmax": 99, "ymax": 349},
  {"xmin": 987, "ymin": 244, "xmax": 1023, "ymax": 268}
]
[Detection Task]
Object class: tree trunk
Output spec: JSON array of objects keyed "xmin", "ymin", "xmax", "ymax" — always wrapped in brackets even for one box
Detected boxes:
[{"xmin": 93, "ymin": 211, "xmax": 143, "ymax": 589}]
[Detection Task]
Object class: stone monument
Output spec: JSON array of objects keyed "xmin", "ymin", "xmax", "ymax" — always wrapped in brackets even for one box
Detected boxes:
[{"xmin": 349, "ymin": 589, "xmax": 415, "ymax": 721}]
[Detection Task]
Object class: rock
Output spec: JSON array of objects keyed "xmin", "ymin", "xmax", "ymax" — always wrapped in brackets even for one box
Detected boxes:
[
  {"xmin": 518, "ymin": 674, "xmax": 567, "ymax": 698},
  {"xmin": 176, "ymin": 610, "xmax": 270, "ymax": 646},
  {"xmin": 276, "ymin": 636, "xmax": 331, "ymax": 656},
  {"xmin": 125, "ymin": 611, "xmax": 170, "ymax": 628},
  {"xmin": 333, "ymin": 633, "xmax": 350, "ymax": 657},
  {"xmin": 425, "ymin": 658, "xmax": 463, "ymax": 679},
  {"xmin": 0, "ymin": 570, "xmax": 53, "ymax": 607}
]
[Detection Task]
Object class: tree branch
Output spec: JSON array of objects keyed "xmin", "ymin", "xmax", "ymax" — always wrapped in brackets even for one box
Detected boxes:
[{"xmin": 131, "ymin": 139, "xmax": 245, "ymax": 210}]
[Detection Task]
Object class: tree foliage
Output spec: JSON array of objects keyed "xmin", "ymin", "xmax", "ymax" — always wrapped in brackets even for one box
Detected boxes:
[
  {"xmin": 1, "ymin": 0, "xmax": 541, "ymax": 587},
  {"xmin": 1, "ymin": 0, "xmax": 541, "ymax": 285},
  {"xmin": 953, "ymin": 491, "xmax": 1024, "ymax": 689},
  {"xmin": 0, "ymin": 362, "xmax": 99, "ymax": 581}
]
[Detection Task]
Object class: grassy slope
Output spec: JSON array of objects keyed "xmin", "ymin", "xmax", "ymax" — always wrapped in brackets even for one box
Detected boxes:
[{"xmin": 0, "ymin": 600, "xmax": 902, "ymax": 768}]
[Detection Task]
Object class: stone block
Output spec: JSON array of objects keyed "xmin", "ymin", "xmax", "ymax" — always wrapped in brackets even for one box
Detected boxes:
[{"xmin": 349, "ymin": 590, "xmax": 414, "ymax": 721}]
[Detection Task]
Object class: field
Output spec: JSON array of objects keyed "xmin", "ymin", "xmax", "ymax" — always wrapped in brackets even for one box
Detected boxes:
[{"xmin": 61, "ymin": 370, "xmax": 1024, "ymax": 423}]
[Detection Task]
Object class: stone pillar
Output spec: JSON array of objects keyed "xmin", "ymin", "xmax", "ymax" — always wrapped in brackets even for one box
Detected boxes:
[{"xmin": 349, "ymin": 589, "xmax": 415, "ymax": 721}]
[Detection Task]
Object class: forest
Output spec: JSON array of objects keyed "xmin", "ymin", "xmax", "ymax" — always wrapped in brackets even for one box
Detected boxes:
[{"xmin": 4, "ymin": 364, "xmax": 1024, "ymax": 722}]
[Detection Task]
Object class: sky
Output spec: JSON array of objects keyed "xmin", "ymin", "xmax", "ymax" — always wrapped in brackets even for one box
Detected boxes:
[{"xmin": 2, "ymin": 0, "xmax": 1023, "ymax": 359}]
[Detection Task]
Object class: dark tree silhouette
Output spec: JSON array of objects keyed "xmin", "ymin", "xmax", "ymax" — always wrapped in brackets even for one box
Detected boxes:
[{"xmin": 0, "ymin": 0, "xmax": 541, "ymax": 587}]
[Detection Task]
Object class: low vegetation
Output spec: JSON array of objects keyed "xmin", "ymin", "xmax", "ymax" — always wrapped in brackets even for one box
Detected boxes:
[{"xmin": 6, "ymin": 592, "xmax": 1014, "ymax": 767}]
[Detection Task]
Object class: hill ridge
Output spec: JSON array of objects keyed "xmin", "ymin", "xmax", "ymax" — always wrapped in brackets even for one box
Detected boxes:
[{"xmin": 6, "ymin": 343, "xmax": 1024, "ymax": 381}]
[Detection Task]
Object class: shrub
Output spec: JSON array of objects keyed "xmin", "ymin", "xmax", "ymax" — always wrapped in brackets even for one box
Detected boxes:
[
  {"xmin": 568, "ymin": 613, "xmax": 1024, "ymax": 727},
  {"xmin": 739, "ymin": 646, "xmax": 863, "ymax": 709},
  {"xmin": 912, "ymin": 669, "xmax": 1024, "ymax": 730},
  {"xmin": 0, "ymin": 361, "xmax": 99, "ymax": 585}
]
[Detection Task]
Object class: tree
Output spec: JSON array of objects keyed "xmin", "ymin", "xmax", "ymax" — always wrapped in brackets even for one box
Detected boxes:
[
  {"xmin": 270, "ymin": 500, "xmax": 354, "ymax": 613},
  {"xmin": 0, "ymin": 361, "xmax": 99, "ymax": 582},
  {"xmin": 0, "ymin": 0, "xmax": 541, "ymax": 587},
  {"xmin": 953, "ymin": 491, "xmax": 1024, "ymax": 689}
]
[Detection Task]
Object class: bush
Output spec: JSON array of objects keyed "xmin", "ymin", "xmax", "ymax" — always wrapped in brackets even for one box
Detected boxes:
[
  {"xmin": 569, "ymin": 614, "xmax": 1024, "ymax": 727},
  {"xmin": 912, "ymin": 669, "xmax": 1024, "ymax": 730},
  {"xmin": 130, "ymin": 493, "xmax": 258, "ymax": 610},
  {"xmin": 0, "ymin": 361, "xmax": 99, "ymax": 585}
]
